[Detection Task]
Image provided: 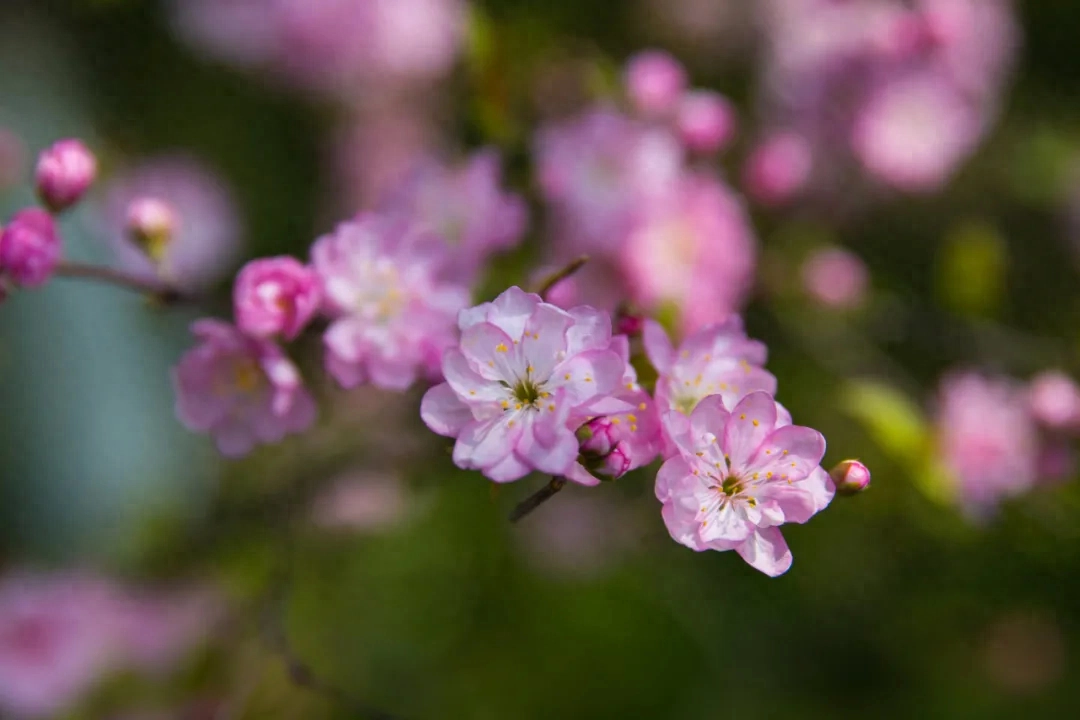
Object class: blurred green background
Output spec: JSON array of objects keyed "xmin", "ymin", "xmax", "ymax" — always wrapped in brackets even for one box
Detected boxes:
[{"xmin": 2, "ymin": 1, "xmax": 1080, "ymax": 718}]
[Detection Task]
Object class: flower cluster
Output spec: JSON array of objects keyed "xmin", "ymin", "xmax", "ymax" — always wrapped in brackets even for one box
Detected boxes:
[{"xmin": 424, "ymin": 287, "xmax": 842, "ymax": 575}]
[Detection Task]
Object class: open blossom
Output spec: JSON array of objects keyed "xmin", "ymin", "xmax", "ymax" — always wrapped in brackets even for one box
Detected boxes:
[
  {"xmin": 936, "ymin": 372, "xmax": 1038, "ymax": 517},
  {"xmin": 0, "ymin": 208, "xmax": 61, "ymax": 288},
  {"xmin": 312, "ymin": 215, "xmax": 469, "ymax": 390},
  {"xmin": 0, "ymin": 573, "xmax": 118, "ymax": 718},
  {"xmin": 173, "ymin": 319, "xmax": 316, "ymax": 457},
  {"xmin": 421, "ymin": 287, "xmax": 626, "ymax": 483},
  {"xmin": 566, "ymin": 336, "xmax": 662, "ymax": 485},
  {"xmin": 34, "ymin": 139, "xmax": 97, "ymax": 213},
  {"xmin": 621, "ymin": 173, "xmax": 757, "ymax": 334},
  {"xmin": 233, "ymin": 256, "xmax": 322, "ymax": 340},
  {"xmin": 535, "ymin": 108, "xmax": 682, "ymax": 252},
  {"xmin": 656, "ymin": 392, "xmax": 832, "ymax": 576},
  {"xmin": 100, "ymin": 155, "xmax": 242, "ymax": 290},
  {"xmin": 644, "ymin": 318, "xmax": 777, "ymax": 420},
  {"xmin": 380, "ymin": 149, "xmax": 527, "ymax": 283}
]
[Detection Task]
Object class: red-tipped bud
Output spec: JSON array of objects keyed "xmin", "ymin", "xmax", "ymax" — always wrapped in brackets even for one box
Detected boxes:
[
  {"xmin": 34, "ymin": 139, "xmax": 97, "ymax": 213},
  {"xmin": 829, "ymin": 459, "xmax": 871, "ymax": 496},
  {"xmin": 126, "ymin": 197, "xmax": 177, "ymax": 262},
  {"xmin": 0, "ymin": 208, "xmax": 61, "ymax": 287},
  {"xmin": 577, "ymin": 418, "xmax": 632, "ymax": 480}
]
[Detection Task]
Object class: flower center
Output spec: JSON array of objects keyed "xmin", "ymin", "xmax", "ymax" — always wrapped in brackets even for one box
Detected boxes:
[
  {"xmin": 721, "ymin": 475, "xmax": 744, "ymax": 496},
  {"xmin": 512, "ymin": 378, "xmax": 543, "ymax": 408}
]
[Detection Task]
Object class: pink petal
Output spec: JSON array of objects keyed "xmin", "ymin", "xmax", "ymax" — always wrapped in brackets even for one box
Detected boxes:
[
  {"xmin": 700, "ymin": 505, "xmax": 753, "ymax": 544},
  {"xmin": 565, "ymin": 306, "xmax": 613, "ymax": 354},
  {"xmin": 724, "ymin": 392, "xmax": 778, "ymax": 473},
  {"xmin": 460, "ymin": 322, "xmax": 525, "ymax": 381},
  {"xmin": 550, "ymin": 349, "xmax": 625, "ymax": 403},
  {"xmin": 565, "ymin": 462, "xmax": 602, "ymax": 487},
  {"xmin": 521, "ymin": 303, "xmax": 572, "ymax": 380},
  {"xmin": 516, "ymin": 415, "xmax": 579, "ymax": 476},
  {"xmin": 642, "ymin": 320, "xmax": 675, "ymax": 374},
  {"xmin": 453, "ymin": 415, "xmax": 520, "ymax": 470},
  {"xmin": 749, "ymin": 425, "xmax": 827, "ymax": 482},
  {"xmin": 441, "ymin": 349, "xmax": 503, "ymax": 402},
  {"xmin": 421, "ymin": 383, "xmax": 475, "ymax": 437},
  {"xmin": 661, "ymin": 410, "xmax": 692, "ymax": 456},
  {"xmin": 655, "ymin": 456, "xmax": 692, "ymax": 501},
  {"xmin": 689, "ymin": 395, "xmax": 730, "ymax": 445},
  {"xmin": 488, "ymin": 286, "xmax": 541, "ymax": 340},
  {"xmin": 486, "ymin": 452, "xmax": 532, "ymax": 483},
  {"xmin": 735, "ymin": 527, "xmax": 793, "ymax": 577}
]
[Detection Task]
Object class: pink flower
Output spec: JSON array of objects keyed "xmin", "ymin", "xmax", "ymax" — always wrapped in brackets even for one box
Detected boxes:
[
  {"xmin": 1028, "ymin": 371, "xmax": 1080, "ymax": 433},
  {"xmin": 233, "ymin": 256, "xmax": 322, "ymax": 340},
  {"xmin": 99, "ymin": 155, "xmax": 242, "ymax": 291},
  {"xmin": 0, "ymin": 573, "xmax": 118, "ymax": 718},
  {"xmin": 644, "ymin": 318, "xmax": 777, "ymax": 421},
  {"xmin": 0, "ymin": 208, "xmax": 61, "ymax": 288},
  {"xmin": 655, "ymin": 392, "xmax": 832, "ymax": 576},
  {"xmin": 381, "ymin": 149, "xmax": 527, "ymax": 283},
  {"xmin": 621, "ymin": 173, "xmax": 757, "ymax": 334},
  {"xmin": 742, "ymin": 132, "xmax": 813, "ymax": 207},
  {"xmin": 623, "ymin": 50, "xmax": 687, "ymax": 117},
  {"xmin": 801, "ymin": 247, "xmax": 870, "ymax": 309},
  {"xmin": 173, "ymin": 319, "xmax": 316, "ymax": 457},
  {"xmin": 311, "ymin": 215, "xmax": 469, "ymax": 390},
  {"xmin": 535, "ymin": 108, "xmax": 682, "ymax": 252},
  {"xmin": 34, "ymin": 139, "xmax": 97, "ymax": 213},
  {"xmin": 565, "ymin": 336, "xmax": 662, "ymax": 484},
  {"xmin": 936, "ymin": 372, "xmax": 1039, "ymax": 517},
  {"xmin": 852, "ymin": 74, "xmax": 980, "ymax": 192},
  {"xmin": 421, "ymin": 287, "xmax": 627, "ymax": 483},
  {"xmin": 675, "ymin": 90, "xmax": 737, "ymax": 153}
]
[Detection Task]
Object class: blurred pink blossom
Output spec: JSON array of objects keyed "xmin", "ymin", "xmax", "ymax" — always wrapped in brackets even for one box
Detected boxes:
[
  {"xmin": 100, "ymin": 155, "xmax": 242, "ymax": 291},
  {"xmin": 742, "ymin": 132, "xmax": 813, "ymax": 207},
  {"xmin": 233, "ymin": 256, "xmax": 323, "ymax": 341},
  {"xmin": 936, "ymin": 372, "xmax": 1039, "ymax": 517},
  {"xmin": 173, "ymin": 319, "xmax": 317, "ymax": 457},
  {"xmin": 311, "ymin": 471, "xmax": 410, "ymax": 532},
  {"xmin": 421, "ymin": 287, "xmax": 627, "ymax": 484},
  {"xmin": 656, "ymin": 392, "xmax": 832, "ymax": 576},
  {"xmin": 380, "ymin": 149, "xmax": 528, "ymax": 284},
  {"xmin": 312, "ymin": 215, "xmax": 470, "ymax": 390},
  {"xmin": 109, "ymin": 586, "xmax": 221, "ymax": 675},
  {"xmin": 623, "ymin": 50, "xmax": 688, "ymax": 117},
  {"xmin": 0, "ymin": 208, "xmax": 61, "ymax": 289},
  {"xmin": 0, "ymin": 573, "xmax": 117, "ymax": 718},
  {"xmin": 1028, "ymin": 371, "xmax": 1080, "ymax": 433},
  {"xmin": 621, "ymin": 173, "xmax": 757, "ymax": 334},
  {"xmin": 801, "ymin": 247, "xmax": 869, "ymax": 309},
  {"xmin": 675, "ymin": 90, "xmax": 737, "ymax": 153}
]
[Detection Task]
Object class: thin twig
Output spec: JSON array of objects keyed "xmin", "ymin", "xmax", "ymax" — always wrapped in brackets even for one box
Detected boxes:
[
  {"xmin": 533, "ymin": 255, "xmax": 589, "ymax": 300},
  {"xmin": 509, "ymin": 476, "xmax": 566, "ymax": 523},
  {"xmin": 53, "ymin": 261, "xmax": 193, "ymax": 304}
]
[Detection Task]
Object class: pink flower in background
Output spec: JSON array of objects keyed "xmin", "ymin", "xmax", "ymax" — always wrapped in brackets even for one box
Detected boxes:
[
  {"xmin": 936, "ymin": 372, "xmax": 1039, "ymax": 516},
  {"xmin": 34, "ymin": 139, "xmax": 97, "ymax": 213},
  {"xmin": 0, "ymin": 573, "xmax": 118, "ymax": 718},
  {"xmin": 100, "ymin": 156, "xmax": 242, "ymax": 290},
  {"xmin": 852, "ymin": 74, "xmax": 980, "ymax": 192},
  {"xmin": 171, "ymin": 0, "xmax": 466, "ymax": 93},
  {"xmin": 742, "ymin": 132, "xmax": 813, "ymax": 206},
  {"xmin": 675, "ymin": 90, "xmax": 737, "ymax": 153},
  {"xmin": 109, "ymin": 587, "xmax": 220, "ymax": 675},
  {"xmin": 801, "ymin": 247, "xmax": 870, "ymax": 309},
  {"xmin": 621, "ymin": 173, "xmax": 757, "ymax": 334},
  {"xmin": 656, "ymin": 392, "xmax": 831, "ymax": 576},
  {"xmin": 566, "ymin": 335, "xmax": 662, "ymax": 485},
  {"xmin": 421, "ymin": 287, "xmax": 626, "ymax": 483},
  {"xmin": 623, "ymin": 50, "xmax": 687, "ymax": 117},
  {"xmin": 173, "ymin": 319, "xmax": 316, "ymax": 457},
  {"xmin": 644, "ymin": 318, "xmax": 776, "ymax": 421},
  {"xmin": 1028, "ymin": 371, "xmax": 1080, "ymax": 433},
  {"xmin": 535, "ymin": 108, "xmax": 682, "ymax": 252},
  {"xmin": 311, "ymin": 215, "xmax": 469, "ymax": 390},
  {"xmin": 311, "ymin": 471, "xmax": 410, "ymax": 532},
  {"xmin": 0, "ymin": 208, "xmax": 61, "ymax": 288},
  {"xmin": 233, "ymin": 256, "xmax": 322, "ymax": 340},
  {"xmin": 381, "ymin": 149, "xmax": 528, "ymax": 283}
]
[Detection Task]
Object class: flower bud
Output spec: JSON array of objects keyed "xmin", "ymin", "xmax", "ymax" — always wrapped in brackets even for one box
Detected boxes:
[
  {"xmin": 1028, "ymin": 371, "xmax": 1080, "ymax": 433},
  {"xmin": 233, "ymin": 256, "xmax": 322, "ymax": 340},
  {"xmin": 0, "ymin": 208, "xmax": 61, "ymax": 287},
  {"xmin": 577, "ymin": 417, "xmax": 632, "ymax": 480},
  {"xmin": 623, "ymin": 50, "xmax": 687, "ymax": 117},
  {"xmin": 614, "ymin": 305, "xmax": 645, "ymax": 337},
  {"xmin": 34, "ymin": 139, "xmax": 97, "ymax": 213},
  {"xmin": 829, "ymin": 459, "xmax": 871, "ymax": 496},
  {"xmin": 675, "ymin": 90, "xmax": 736, "ymax": 154},
  {"xmin": 801, "ymin": 247, "xmax": 869, "ymax": 309},
  {"xmin": 742, "ymin": 132, "xmax": 812, "ymax": 207},
  {"xmin": 125, "ymin": 197, "xmax": 177, "ymax": 263}
]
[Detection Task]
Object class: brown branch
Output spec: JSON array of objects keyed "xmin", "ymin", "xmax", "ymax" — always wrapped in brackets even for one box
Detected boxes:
[
  {"xmin": 53, "ymin": 261, "xmax": 194, "ymax": 305},
  {"xmin": 533, "ymin": 255, "xmax": 589, "ymax": 300},
  {"xmin": 509, "ymin": 476, "xmax": 566, "ymax": 523}
]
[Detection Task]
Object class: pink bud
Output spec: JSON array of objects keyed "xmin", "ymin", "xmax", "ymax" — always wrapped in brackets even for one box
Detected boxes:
[
  {"xmin": 801, "ymin": 247, "xmax": 869, "ymax": 309},
  {"xmin": 614, "ymin": 305, "xmax": 645, "ymax": 337},
  {"xmin": 829, "ymin": 459, "xmax": 871, "ymax": 496},
  {"xmin": 0, "ymin": 208, "xmax": 61, "ymax": 287},
  {"xmin": 1029, "ymin": 371, "xmax": 1080, "ymax": 432},
  {"xmin": 233, "ymin": 256, "xmax": 322, "ymax": 341},
  {"xmin": 623, "ymin": 50, "xmax": 687, "ymax": 117},
  {"xmin": 577, "ymin": 417, "xmax": 632, "ymax": 480},
  {"xmin": 675, "ymin": 90, "xmax": 736, "ymax": 153},
  {"xmin": 126, "ymin": 197, "xmax": 177, "ymax": 262},
  {"xmin": 742, "ymin": 132, "xmax": 812, "ymax": 207},
  {"xmin": 34, "ymin": 139, "xmax": 97, "ymax": 213}
]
